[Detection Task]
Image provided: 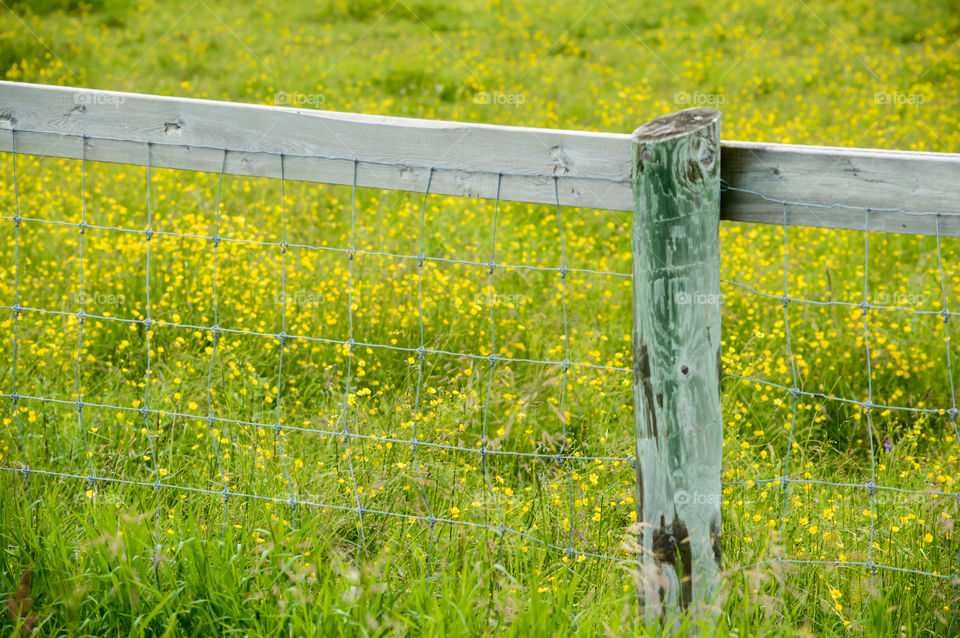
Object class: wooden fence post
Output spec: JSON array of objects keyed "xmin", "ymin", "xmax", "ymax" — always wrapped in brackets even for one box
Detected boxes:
[{"xmin": 631, "ymin": 108, "xmax": 723, "ymax": 623}]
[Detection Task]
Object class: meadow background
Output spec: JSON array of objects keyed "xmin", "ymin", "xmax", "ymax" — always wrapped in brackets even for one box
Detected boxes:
[{"xmin": 1, "ymin": 0, "xmax": 960, "ymax": 635}]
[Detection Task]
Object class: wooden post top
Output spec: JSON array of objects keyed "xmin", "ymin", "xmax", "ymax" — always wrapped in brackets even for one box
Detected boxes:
[{"xmin": 632, "ymin": 108, "xmax": 721, "ymax": 143}]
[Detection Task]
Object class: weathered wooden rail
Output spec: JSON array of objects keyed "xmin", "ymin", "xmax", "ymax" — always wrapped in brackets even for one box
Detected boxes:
[{"xmin": 2, "ymin": 82, "xmax": 959, "ymax": 236}]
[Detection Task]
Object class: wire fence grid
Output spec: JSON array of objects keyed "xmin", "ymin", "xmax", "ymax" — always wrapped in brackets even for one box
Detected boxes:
[
  {"xmin": 1, "ymin": 127, "xmax": 959, "ymax": 627},
  {"xmin": 1, "ymin": 129, "xmax": 638, "ymax": 569},
  {"xmin": 717, "ymin": 181, "xmax": 960, "ymax": 631}
]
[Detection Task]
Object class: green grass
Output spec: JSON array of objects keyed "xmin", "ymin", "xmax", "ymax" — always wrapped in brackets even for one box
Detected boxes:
[{"xmin": 2, "ymin": 0, "xmax": 960, "ymax": 635}]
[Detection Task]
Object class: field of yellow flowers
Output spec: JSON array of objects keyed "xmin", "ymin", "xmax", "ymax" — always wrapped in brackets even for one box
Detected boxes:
[{"xmin": 1, "ymin": 0, "xmax": 959, "ymax": 635}]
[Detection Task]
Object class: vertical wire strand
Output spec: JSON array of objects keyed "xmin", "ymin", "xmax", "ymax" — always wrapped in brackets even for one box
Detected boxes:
[
  {"xmin": 274, "ymin": 154, "xmax": 298, "ymax": 527},
  {"xmin": 9, "ymin": 130, "xmax": 31, "ymax": 508},
  {"xmin": 850, "ymin": 207, "xmax": 879, "ymax": 631},
  {"xmin": 777, "ymin": 201, "xmax": 801, "ymax": 613},
  {"xmin": 205, "ymin": 149, "xmax": 230, "ymax": 536},
  {"xmin": 341, "ymin": 159, "xmax": 365, "ymax": 549},
  {"xmin": 553, "ymin": 178, "xmax": 577, "ymax": 581},
  {"xmin": 74, "ymin": 136, "xmax": 96, "ymax": 518},
  {"xmin": 934, "ymin": 213, "xmax": 960, "ymax": 634},
  {"xmin": 412, "ymin": 167, "xmax": 438, "ymax": 571},
  {"xmin": 75, "ymin": 136, "xmax": 97, "ymax": 496},
  {"xmin": 480, "ymin": 173, "xmax": 507, "ymax": 561},
  {"xmin": 142, "ymin": 141, "xmax": 164, "ymax": 587},
  {"xmin": 935, "ymin": 213, "xmax": 960, "ymax": 440}
]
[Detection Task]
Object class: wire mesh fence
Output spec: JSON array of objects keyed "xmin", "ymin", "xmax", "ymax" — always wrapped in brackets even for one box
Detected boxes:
[
  {"xmin": 718, "ymin": 184, "xmax": 960, "ymax": 630},
  {"xmin": 1, "ymin": 125, "xmax": 959, "ymax": 630},
  {"xmin": 0, "ymin": 130, "xmax": 638, "ymax": 576}
]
